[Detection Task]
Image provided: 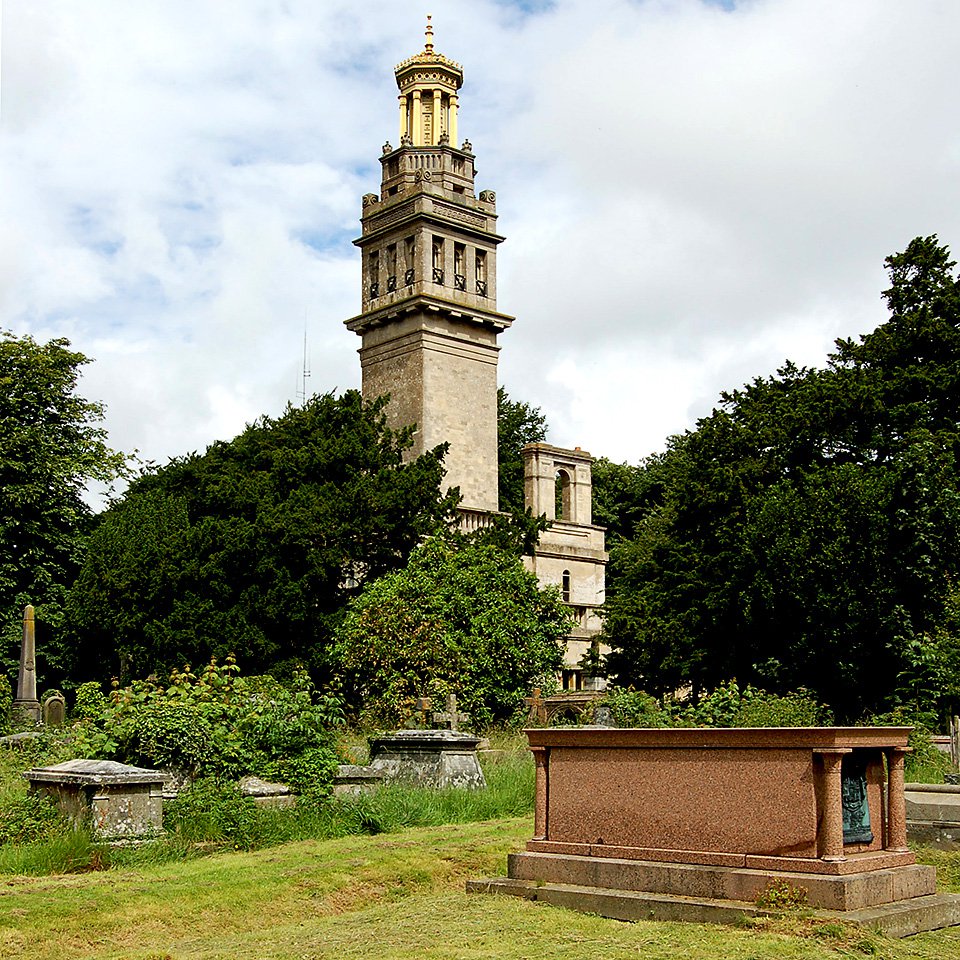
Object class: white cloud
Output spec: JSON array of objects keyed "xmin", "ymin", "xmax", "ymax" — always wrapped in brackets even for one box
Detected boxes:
[{"xmin": 2, "ymin": 0, "xmax": 958, "ymax": 489}]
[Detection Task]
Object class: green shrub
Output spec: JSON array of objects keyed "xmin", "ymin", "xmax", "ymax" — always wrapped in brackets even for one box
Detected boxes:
[
  {"xmin": 869, "ymin": 706, "xmax": 952, "ymax": 783},
  {"xmin": 0, "ymin": 674, "xmax": 11, "ymax": 736},
  {"xmin": 71, "ymin": 657, "xmax": 344, "ymax": 790},
  {"xmin": 0, "ymin": 792, "xmax": 68, "ymax": 845},
  {"xmin": 163, "ymin": 778, "xmax": 262, "ymax": 848},
  {"xmin": 682, "ymin": 682, "xmax": 833, "ymax": 727},
  {"xmin": 72, "ymin": 681, "xmax": 108, "ymax": 721},
  {"xmin": 603, "ymin": 689, "xmax": 671, "ymax": 727}
]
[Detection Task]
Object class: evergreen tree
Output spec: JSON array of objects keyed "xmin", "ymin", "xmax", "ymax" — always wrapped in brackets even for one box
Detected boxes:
[
  {"xmin": 604, "ymin": 237, "xmax": 960, "ymax": 720},
  {"xmin": 66, "ymin": 391, "xmax": 457, "ymax": 683}
]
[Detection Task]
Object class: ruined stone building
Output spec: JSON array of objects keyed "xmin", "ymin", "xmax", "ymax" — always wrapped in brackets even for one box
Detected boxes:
[{"xmin": 344, "ymin": 21, "xmax": 607, "ymax": 690}]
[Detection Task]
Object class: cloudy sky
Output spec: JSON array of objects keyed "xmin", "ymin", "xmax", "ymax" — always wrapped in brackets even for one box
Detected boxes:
[{"xmin": 2, "ymin": 0, "xmax": 958, "ymax": 499}]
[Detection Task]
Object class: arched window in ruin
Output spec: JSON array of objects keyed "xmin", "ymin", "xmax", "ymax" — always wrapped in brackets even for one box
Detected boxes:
[{"xmin": 562, "ymin": 569, "xmax": 571, "ymax": 603}]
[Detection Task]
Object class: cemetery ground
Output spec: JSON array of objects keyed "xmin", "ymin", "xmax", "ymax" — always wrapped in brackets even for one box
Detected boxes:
[
  {"xmin": 2, "ymin": 820, "xmax": 960, "ymax": 960},
  {"xmin": 0, "ymin": 740, "xmax": 959, "ymax": 959}
]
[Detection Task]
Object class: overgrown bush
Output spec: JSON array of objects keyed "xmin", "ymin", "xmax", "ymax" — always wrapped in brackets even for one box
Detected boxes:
[
  {"xmin": 0, "ymin": 792, "xmax": 68, "ymax": 845},
  {"xmin": 334, "ymin": 537, "xmax": 568, "ymax": 727},
  {"xmin": 164, "ymin": 778, "xmax": 262, "ymax": 848},
  {"xmin": 72, "ymin": 656, "xmax": 344, "ymax": 793},
  {"xmin": 601, "ymin": 689, "xmax": 672, "ymax": 727},
  {"xmin": 72, "ymin": 681, "xmax": 109, "ymax": 721},
  {"xmin": 0, "ymin": 675, "xmax": 12, "ymax": 736},
  {"xmin": 601, "ymin": 681, "xmax": 833, "ymax": 729}
]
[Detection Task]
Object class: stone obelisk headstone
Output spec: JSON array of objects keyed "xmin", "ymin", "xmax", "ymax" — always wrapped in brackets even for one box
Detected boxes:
[{"xmin": 13, "ymin": 604, "xmax": 41, "ymax": 723}]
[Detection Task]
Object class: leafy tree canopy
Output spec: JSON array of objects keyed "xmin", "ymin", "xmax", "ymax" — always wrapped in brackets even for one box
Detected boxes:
[
  {"xmin": 0, "ymin": 331, "xmax": 126, "ymax": 676},
  {"xmin": 497, "ymin": 386, "xmax": 547, "ymax": 514},
  {"xmin": 333, "ymin": 536, "xmax": 569, "ymax": 726},
  {"xmin": 604, "ymin": 237, "xmax": 960, "ymax": 721},
  {"xmin": 65, "ymin": 391, "xmax": 457, "ymax": 685}
]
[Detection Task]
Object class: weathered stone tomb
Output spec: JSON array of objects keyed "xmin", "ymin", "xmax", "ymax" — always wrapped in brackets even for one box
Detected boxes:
[{"xmin": 25, "ymin": 759, "xmax": 165, "ymax": 840}]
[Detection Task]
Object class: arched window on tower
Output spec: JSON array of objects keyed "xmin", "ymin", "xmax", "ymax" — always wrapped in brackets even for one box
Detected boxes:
[
  {"xmin": 555, "ymin": 469, "xmax": 571, "ymax": 521},
  {"xmin": 432, "ymin": 237, "xmax": 445, "ymax": 284},
  {"xmin": 561, "ymin": 570, "xmax": 571, "ymax": 603}
]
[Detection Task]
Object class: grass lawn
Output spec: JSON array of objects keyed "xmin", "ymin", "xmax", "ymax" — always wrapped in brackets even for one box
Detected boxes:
[{"xmin": 1, "ymin": 817, "xmax": 960, "ymax": 959}]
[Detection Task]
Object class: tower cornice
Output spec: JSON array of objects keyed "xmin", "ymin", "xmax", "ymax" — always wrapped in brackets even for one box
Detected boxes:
[{"xmin": 345, "ymin": 293, "xmax": 514, "ymax": 335}]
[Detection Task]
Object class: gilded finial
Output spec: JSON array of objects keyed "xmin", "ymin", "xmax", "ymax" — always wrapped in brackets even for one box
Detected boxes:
[{"xmin": 425, "ymin": 14, "xmax": 434, "ymax": 53}]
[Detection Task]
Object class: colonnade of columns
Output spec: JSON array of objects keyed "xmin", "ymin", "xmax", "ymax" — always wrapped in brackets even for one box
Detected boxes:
[{"xmin": 398, "ymin": 90, "xmax": 459, "ymax": 148}]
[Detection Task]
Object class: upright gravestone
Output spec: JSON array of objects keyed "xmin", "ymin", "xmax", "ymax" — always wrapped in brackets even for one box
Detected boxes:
[
  {"xmin": 12, "ymin": 605, "xmax": 41, "ymax": 723},
  {"xmin": 42, "ymin": 691, "xmax": 66, "ymax": 727}
]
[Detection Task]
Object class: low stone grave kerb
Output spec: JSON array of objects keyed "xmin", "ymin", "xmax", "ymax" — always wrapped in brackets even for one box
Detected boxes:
[{"xmin": 25, "ymin": 759, "xmax": 165, "ymax": 840}]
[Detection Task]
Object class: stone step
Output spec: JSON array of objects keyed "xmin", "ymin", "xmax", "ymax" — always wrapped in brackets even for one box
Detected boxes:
[
  {"xmin": 507, "ymin": 850, "xmax": 936, "ymax": 911},
  {"xmin": 841, "ymin": 893, "xmax": 960, "ymax": 938},
  {"xmin": 466, "ymin": 877, "xmax": 960, "ymax": 938}
]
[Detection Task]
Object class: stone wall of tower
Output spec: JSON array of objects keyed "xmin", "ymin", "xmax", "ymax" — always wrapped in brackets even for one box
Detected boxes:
[{"xmin": 357, "ymin": 312, "xmax": 500, "ymax": 511}]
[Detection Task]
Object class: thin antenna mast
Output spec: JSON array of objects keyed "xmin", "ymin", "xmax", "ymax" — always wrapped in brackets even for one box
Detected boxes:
[{"xmin": 296, "ymin": 326, "xmax": 311, "ymax": 406}]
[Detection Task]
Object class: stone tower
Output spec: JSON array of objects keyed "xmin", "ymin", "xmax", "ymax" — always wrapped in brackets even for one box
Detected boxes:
[
  {"xmin": 522, "ymin": 444, "xmax": 608, "ymax": 689},
  {"xmin": 344, "ymin": 18, "xmax": 513, "ymax": 513},
  {"xmin": 346, "ymin": 21, "xmax": 608, "ymax": 688}
]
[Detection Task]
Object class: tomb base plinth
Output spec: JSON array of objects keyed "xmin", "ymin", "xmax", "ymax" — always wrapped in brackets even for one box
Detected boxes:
[
  {"xmin": 467, "ymin": 872, "xmax": 960, "ymax": 938},
  {"xmin": 506, "ymin": 850, "xmax": 935, "ymax": 911}
]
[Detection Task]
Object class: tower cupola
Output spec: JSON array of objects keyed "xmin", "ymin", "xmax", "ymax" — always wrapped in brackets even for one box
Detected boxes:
[{"xmin": 395, "ymin": 16, "xmax": 463, "ymax": 148}]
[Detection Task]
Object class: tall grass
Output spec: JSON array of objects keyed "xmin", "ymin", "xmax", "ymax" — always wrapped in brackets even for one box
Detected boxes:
[
  {"xmin": 0, "ymin": 829, "xmax": 99, "ymax": 875},
  {"xmin": 0, "ymin": 741, "xmax": 534, "ymax": 874}
]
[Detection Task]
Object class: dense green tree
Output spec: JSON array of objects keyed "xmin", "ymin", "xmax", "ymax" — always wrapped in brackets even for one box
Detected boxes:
[
  {"xmin": 591, "ymin": 456, "xmax": 656, "ymax": 544},
  {"xmin": 0, "ymin": 331, "xmax": 125, "ymax": 678},
  {"xmin": 65, "ymin": 391, "xmax": 457, "ymax": 683},
  {"xmin": 497, "ymin": 387, "xmax": 547, "ymax": 513},
  {"xmin": 333, "ymin": 536, "xmax": 569, "ymax": 726},
  {"xmin": 604, "ymin": 237, "xmax": 960, "ymax": 720}
]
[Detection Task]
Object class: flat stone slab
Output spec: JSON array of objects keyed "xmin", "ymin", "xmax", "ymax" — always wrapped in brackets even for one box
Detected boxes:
[
  {"xmin": 333, "ymin": 764, "xmax": 385, "ymax": 796},
  {"xmin": 24, "ymin": 759, "xmax": 165, "ymax": 786},
  {"xmin": 467, "ymin": 877, "xmax": 960, "ymax": 938},
  {"xmin": 238, "ymin": 775, "xmax": 291, "ymax": 797},
  {"xmin": 906, "ymin": 784, "xmax": 960, "ymax": 823}
]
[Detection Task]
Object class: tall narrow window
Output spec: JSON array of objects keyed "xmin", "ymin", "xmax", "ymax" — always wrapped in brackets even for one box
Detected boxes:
[
  {"xmin": 386, "ymin": 244, "xmax": 397, "ymax": 292},
  {"xmin": 454, "ymin": 243, "xmax": 466, "ymax": 290},
  {"xmin": 404, "ymin": 237, "xmax": 416, "ymax": 285},
  {"xmin": 475, "ymin": 250, "xmax": 487, "ymax": 296},
  {"xmin": 561, "ymin": 570, "xmax": 571, "ymax": 603},
  {"xmin": 368, "ymin": 251, "xmax": 380, "ymax": 299},
  {"xmin": 432, "ymin": 237, "xmax": 445, "ymax": 284},
  {"xmin": 555, "ymin": 469, "xmax": 571, "ymax": 520}
]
